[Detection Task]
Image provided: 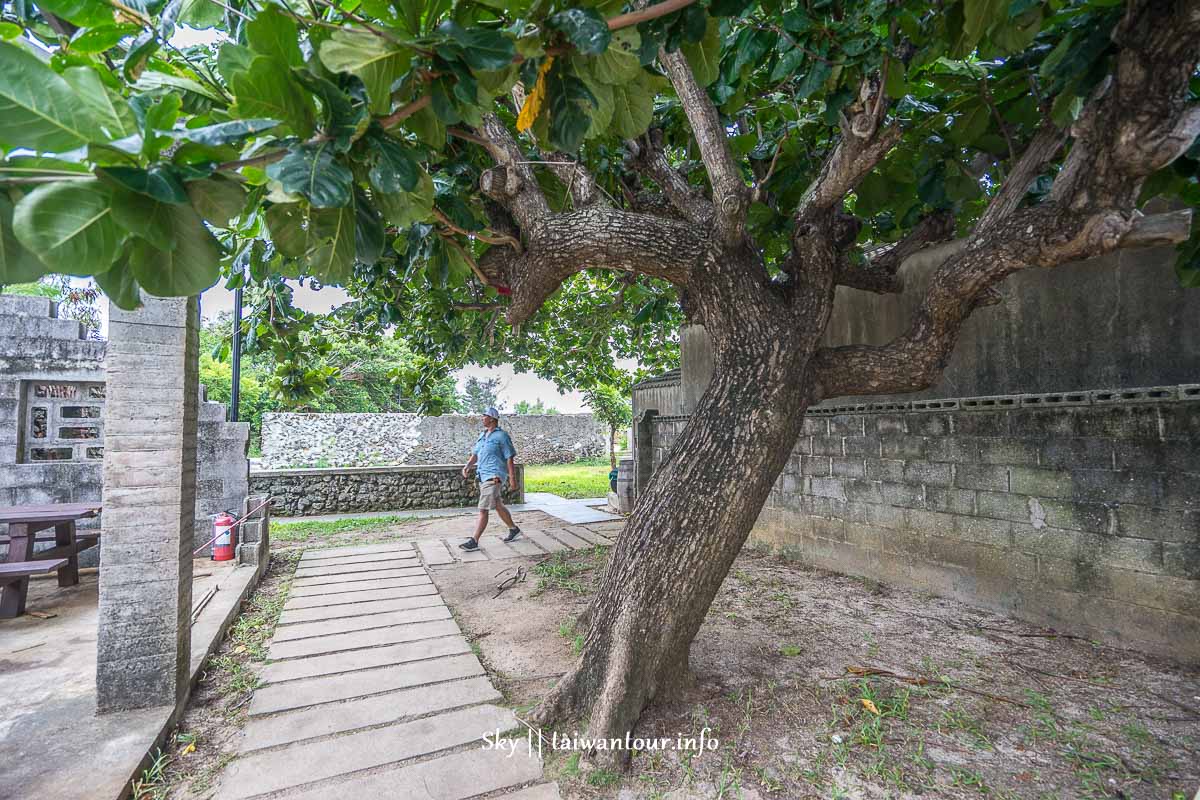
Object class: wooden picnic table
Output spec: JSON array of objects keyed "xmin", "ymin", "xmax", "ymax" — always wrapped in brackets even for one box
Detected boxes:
[{"xmin": 0, "ymin": 502, "xmax": 101, "ymax": 618}]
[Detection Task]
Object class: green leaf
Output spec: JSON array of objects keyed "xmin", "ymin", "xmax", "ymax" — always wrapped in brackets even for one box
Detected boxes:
[
  {"xmin": 547, "ymin": 8, "xmax": 611, "ymax": 56},
  {"xmin": 374, "ymin": 167, "xmax": 433, "ymax": 226},
  {"xmin": 367, "ymin": 131, "xmax": 419, "ymax": 193},
  {"xmin": 353, "ymin": 189, "xmax": 385, "ymax": 265},
  {"xmin": 266, "ymin": 142, "xmax": 353, "ymax": 208},
  {"xmin": 0, "ymin": 192, "xmax": 49, "ymax": 283},
  {"xmin": 962, "ymin": 0, "xmax": 1006, "ymax": 51},
  {"xmin": 127, "ymin": 202, "xmax": 221, "ymax": 296},
  {"xmin": 265, "ymin": 203, "xmax": 309, "ymax": 258},
  {"xmin": 590, "ymin": 28, "xmax": 641, "ymax": 84},
  {"xmin": 216, "ymin": 43, "xmax": 254, "ymax": 85},
  {"xmin": 34, "ymin": 0, "xmax": 113, "ymax": 28},
  {"xmin": 246, "ymin": 6, "xmax": 303, "ymax": 67},
  {"xmin": 681, "ymin": 18, "xmax": 721, "ymax": 87},
  {"xmin": 578, "ymin": 71, "xmax": 613, "ymax": 139},
  {"xmin": 13, "ymin": 180, "xmax": 123, "ymax": 276},
  {"xmin": 404, "ymin": 104, "xmax": 446, "ymax": 149},
  {"xmin": 99, "ymin": 165, "xmax": 189, "ymax": 204},
  {"xmin": 177, "ymin": 0, "xmax": 225, "ymax": 29},
  {"xmin": 884, "ymin": 59, "xmax": 906, "ymax": 99},
  {"xmin": 232, "ymin": 56, "xmax": 315, "ymax": 136},
  {"xmin": 0, "ymin": 22, "xmax": 22, "ymax": 40},
  {"xmin": 179, "ymin": 118, "xmax": 279, "ymax": 146},
  {"xmin": 307, "ymin": 205, "xmax": 356, "ymax": 283},
  {"xmin": 439, "ymin": 21, "xmax": 516, "ymax": 71},
  {"xmin": 795, "ymin": 59, "xmax": 832, "ymax": 99},
  {"xmin": 950, "ymin": 102, "xmax": 990, "ymax": 146},
  {"xmin": 61, "ymin": 66, "xmax": 137, "ymax": 139},
  {"xmin": 854, "ymin": 172, "xmax": 889, "ymax": 216},
  {"xmin": 93, "ymin": 254, "xmax": 141, "ymax": 309},
  {"xmin": 122, "ymin": 31, "xmax": 158, "ymax": 82},
  {"xmin": 110, "ymin": 187, "xmax": 175, "ymax": 251},
  {"xmin": 609, "ymin": 71, "xmax": 658, "ymax": 139},
  {"xmin": 319, "ymin": 29, "xmax": 412, "ymax": 115},
  {"xmin": 547, "ymin": 70, "xmax": 595, "ymax": 153},
  {"xmin": 69, "ymin": 23, "xmax": 141, "ymax": 53},
  {"xmin": 0, "ymin": 42, "xmax": 102, "ymax": 152},
  {"xmin": 135, "ymin": 71, "xmax": 225, "ymax": 102},
  {"xmin": 186, "ymin": 177, "xmax": 247, "ymax": 226}
]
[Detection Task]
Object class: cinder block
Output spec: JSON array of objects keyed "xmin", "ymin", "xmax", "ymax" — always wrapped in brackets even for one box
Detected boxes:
[
  {"xmin": 865, "ymin": 458, "xmax": 905, "ymax": 482},
  {"xmin": 925, "ymin": 437, "xmax": 978, "ymax": 464},
  {"xmin": 976, "ymin": 491, "xmax": 1036, "ymax": 524},
  {"xmin": 977, "ymin": 438, "xmax": 1040, "ymax": 466},
  {"xmin": 831, "ymin": 457, "xmax": 866, "ymax": 478},
  {"xmin": 843, "ymin": 435, "xmax": 881, "ymax": 456},
  {"xmin": 904, "ymin": 508, "xmax": 958, "ymax": 539},
  {"xmin": 924, "ymin": 486, "xmax": 976, "ymax": 515},
  {"xmin": 1156, "ymin": 403, "xmax": 1200, "ymax": 440},
  {"xmin": 1074, "ymin": 405, "xmax": 1163, "ymax": 440},
  {"xmin": 880, "ymin": 436, "xmax": 926, "ymax": 459},
  {"xmin": 0, "ymin": 313, "xmax": 84, "ymax": 340},
  {"xmin": 812, "ymin": 516, "xmax": 846, "ymax": 542},
  {"xmin": 907, "ymin": 414, "xmax": 950, "ymax": 436},
  {"xmin": 1069, "ymin": 469, "xmax": 1164, "ymax": 506},
  {"xmin": 1040, "ymin": 438, "xmax": 1115, "ymax": 469},
  {"xmin": 0, "ymin": 294, "xmax": 54, "ymax": 317},
  {"xmin": 874, "ymin": 415, "xmax": 907, "ymax": 435},
  {"xmin": 951, "ymin": 412, "xmax": 1009, "ymax": 437},
  {"xmin": 811, "ymin": 435, "xmax": 844, "ymax": 456},
  {"xmin": 801, "ymin": 456, "xmax": 831, "ymax": 477},
  {"xmin": 1162, "ymin": 472, "xmax": 1200, "ymax": 511},
  {"xmin": 902, "ymin": 461, "xmax": 953, "ymax": 487},
  {"xmin": 1037, "ymin": 499, "xmax": 1112, "ymax": 535},
  {"xmin": 841, "ymin": 478, "xmax": 883, "ymax": 505},
  {"xmin": 810, "ymin": 477, "xmax": 848, "ymax": 502},
  {"xmin": 801, "ymin": 417, "xmax": 828, "ymax": 435},
  {"xmin": 1114, "ymin": 504, "xmax": 1200, "ymax": 544},
  {"xmin": 1162, "ymin": 542, "xmax": 1200, "ymax": 579},
  {"xmin": 1115, "ymin": 440, "xmax": 1200, "ymax": 472},
  {"xmin": 829, "ymin": 415, "xmax": 865, "ymax": 436},
  {"xmin": 879, "ymin": 481, "xmax": 925, "ymax": 508},
  {"xmin": 1009, "ymin": 409, "xmax": 1082, "ymax": 438},
  {"xmin": 1008, "ymin": 467, "xmax": 1074, "ymax": 498},
  {"xmin": 953, "ymin": 464, "xmax": 1009, "ymax": 492},
  {"xmin": 847, "ymin": 501, "xmax": 906, "ymax": 530}
]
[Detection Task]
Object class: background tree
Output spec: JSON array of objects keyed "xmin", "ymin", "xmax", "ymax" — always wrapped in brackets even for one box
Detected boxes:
[
  {"xmin": 584, "ymin": 382, "xmax": 633, "ymax": 469},
  {"xmin": 0, "ymin": 0, "xmax": 1197, "ymax": 770},
  {"xmin": 458, "ymin": 376, "xmax": 504, "ymax": 414},
  {"xmin": 513, "ymin": 398, "xmax": 560, "ymax": 414}
]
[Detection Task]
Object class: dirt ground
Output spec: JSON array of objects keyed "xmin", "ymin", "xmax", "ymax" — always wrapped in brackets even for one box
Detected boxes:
[{"xmin": 435, "ymin": 522, "xmax": 1200, "ymax": 800}]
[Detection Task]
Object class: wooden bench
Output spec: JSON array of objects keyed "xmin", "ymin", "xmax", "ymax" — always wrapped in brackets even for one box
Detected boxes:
[
  {"xmin": 0, "ymin": 503, "xmax": 100, "ymax": 618},
  {"xmin": 0, "ymin": 559, "xmax": 70, "ymax": 617}
]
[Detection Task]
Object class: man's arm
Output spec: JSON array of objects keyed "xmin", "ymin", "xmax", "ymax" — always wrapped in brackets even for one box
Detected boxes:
[
  {"xmin": 462, "ymin": 453, "xmax": 478, "ymax": 478},
  {"xmin": 507, "ymin": 455, "xmax": 516, "ymax": 487}
]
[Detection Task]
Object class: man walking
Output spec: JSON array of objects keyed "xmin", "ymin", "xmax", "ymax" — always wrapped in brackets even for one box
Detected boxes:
[{"xmin": 460, "ymin": 406, "xmax": 521, "ymax": 551}]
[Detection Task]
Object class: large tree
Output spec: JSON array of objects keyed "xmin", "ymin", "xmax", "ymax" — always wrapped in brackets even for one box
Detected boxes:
[{"xmin": 1, "ymin": 0, "xmax": 1198, "ymax": 768}]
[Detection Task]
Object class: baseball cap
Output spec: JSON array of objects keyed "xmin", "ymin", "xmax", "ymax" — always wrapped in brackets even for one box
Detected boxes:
[{"xmin": 482, "ymin": 406, "xmax": 500, "ymax": 418}]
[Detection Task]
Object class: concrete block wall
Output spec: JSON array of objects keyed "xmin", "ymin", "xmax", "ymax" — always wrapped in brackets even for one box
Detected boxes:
[
  {"xmin": 648, "ymin": 390, "xmax": 1200, "ymax": 662},
  {"xmin": 195, "ymin": 392, "xmax": 250, "ymax": 551}
]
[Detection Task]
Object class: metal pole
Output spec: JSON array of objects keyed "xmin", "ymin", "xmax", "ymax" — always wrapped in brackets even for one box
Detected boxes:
[{"xmin": 230, "ymin": 287, "xmax": 242, "ymax": 423}]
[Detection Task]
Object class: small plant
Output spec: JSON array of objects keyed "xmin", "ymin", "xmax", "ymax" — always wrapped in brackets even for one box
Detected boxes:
[
  {"xmin": 587, "ymin": 768, "xmax": 620, "ymax": 787},
  {"xmin": 780, "ymin": 644, "xmax": 803, "ymax": 657}
]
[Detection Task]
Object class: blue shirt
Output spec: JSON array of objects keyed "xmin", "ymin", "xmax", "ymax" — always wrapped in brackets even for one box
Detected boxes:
[{"xmin": 472, "ymin": 427, "xmax": 517, "ymax": 482}]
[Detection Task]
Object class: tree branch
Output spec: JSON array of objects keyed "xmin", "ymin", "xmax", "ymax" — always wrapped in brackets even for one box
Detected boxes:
[
  {"xmin": 794, "ymin": 76, "xmax": 900, "ymax": 228},
  {"xmin": 1049, "ymin": 0, "xmax": 1200, "ymax": 211},
  {"xmin": 481, "ymin": 207, "xmax": 705, "ymax": 324},
  {"xmin": 476, "ymin": 113, "xmax": 552, "ymax": 235},
  {"xmin": 811, "ymin": 207, "xmax": 1193, "ymax": 398},
  {"xmin": 624, "ymin": 130, "xmax": 715, "ymax": 225},
  {"xmin": 838, "ymin": 210, "xmax": 958, "ymax": 294},
  {"xmin": 659, "ymin": 48, "xmax": 749, "ymax": 238},
  {"xmin": 975, "ymin": 122, "xmax": 1066, "ymax": 233}
]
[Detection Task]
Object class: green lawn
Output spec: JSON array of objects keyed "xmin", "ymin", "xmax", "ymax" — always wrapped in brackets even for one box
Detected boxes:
[
  {"xmin": 271, "ymin": 514, "xmax": 415, "ymax": 544},
  {"xmin": 524, "ymin": 458, "xmax": 613, "ymax": 499}
]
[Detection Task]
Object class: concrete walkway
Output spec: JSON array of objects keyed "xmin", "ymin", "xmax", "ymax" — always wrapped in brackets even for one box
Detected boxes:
[
  {"xmin": 213, "ymin": 541, "xmax": 560, "ymax": 800},
  {"xmin": 279, "ymin": 492, "xmax": 621, "ymax": 527}
]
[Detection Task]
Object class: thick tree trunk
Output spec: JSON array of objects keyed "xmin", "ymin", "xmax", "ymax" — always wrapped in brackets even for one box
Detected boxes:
[{"xmin": 531, "ymin": 244, "xmax": 834, "ymax": 767}]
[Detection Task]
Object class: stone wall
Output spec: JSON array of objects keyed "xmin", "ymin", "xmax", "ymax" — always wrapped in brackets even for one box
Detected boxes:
[
  {"xmin": 0, "ymin": 294, "xmax": 248, "ymax": 564},
  {"xmin": 259, "ymin": 412, "xmax": 606, "ymax": 468},
  {"xmin": 647, "ymin": 389, "xmax": 1200, "ymax": 662},
  {"xmin": 249, "ymin": 464, "xmax": 525, "ymax": 516}
]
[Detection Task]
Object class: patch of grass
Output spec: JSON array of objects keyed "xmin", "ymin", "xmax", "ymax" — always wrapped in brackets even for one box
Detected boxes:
[
  {"xmin": 587, "ymin": 768, "xmax": 620, "ymax": 787},
  {"xmin": 271, "ymin": 514, "xmax": 416, "ymax": 544},
  {"xmin": 533, "ymin": 551, "xmax": 598, "ymax": 594},
  {"xmin": 524, "ymin": 459, "xmax": 611, "ymax": 499},
  {"xmin": 780, "ymin": 644, "xmax": 803, "ymax": 657}
]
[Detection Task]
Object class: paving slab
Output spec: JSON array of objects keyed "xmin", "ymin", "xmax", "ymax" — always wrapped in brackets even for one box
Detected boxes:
[
  {"xmin": 504, "ymin": 535, "xmax": 550, "ymax": 557},
  {"xmin": 290, "ymin": 566, "xmax": 426, "ymax": 588},
  {"xmin": 541, "ymin": 527, "xmax": 593, "ymax": 549},
  {"xmin": 218, "ymin": 704, "xmax": 517, "ymax": 799},
  {"xmin": 416, "ymin": 538, "xmax": 454, "ymax": 565},
  {"xmin": 444, "ymin": 538, "xmax": 489, "ymax": 561},
  {"xmin": 250, "ymin": 653, "xmax": 485, "ymax": 715},
  {"xmin": 495, "ymin": 784, "xmax": 564, "ymax": 799},
  {"xmin": 287, "ymin": 575, "xmax": 431, "ymax": 600},
  {"xmin": 292, "ymin": 551, "xmax": 420, "ymax": 568},
  {"xmin": 276, "ymin": 739, "xmax": 546, "ymax": 800},
  {"xmin": 300, "ymin": 541, "xmax": 413, "ymax": 560},
  {"xmin": 240, "ymin": 675, "xmax": 502, "ymax": 752},
  {"xmin": 564, "ymin": 525, "xmax": 613, "ymax": 545},
  {"xmin": 269, "ymin": 610, "xmax": 454, "ymax": 659},
  {"xmin": 278, "ymin": 593, "xmax": 445, "ymax": 625},
  {"xmin": 294, "ymin": 557, "xmax": 418, "ymax": 578},
  {"xmin": 522, "ymin": 530, "xmax": 568, "ymax": 553},
  {"xmin": 273, "ymin": 602, "xmax": 449, "ymax": 642},
  {"xmin": 476, "ymin": 537, "xmax": 524, "ymax": 560},
  {"xmin": 261, "ymin": 631, "xmax": 469, "ymax": 684}
]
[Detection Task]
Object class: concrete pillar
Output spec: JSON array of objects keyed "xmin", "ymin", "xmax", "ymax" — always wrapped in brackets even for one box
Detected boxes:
[
  {"xmin": 96, "ymin": 296, "xmax": 199, "ymax": 713},
  {"xmin": 680, "ymin": 324, "xmax": 714, "ymax": 415}
]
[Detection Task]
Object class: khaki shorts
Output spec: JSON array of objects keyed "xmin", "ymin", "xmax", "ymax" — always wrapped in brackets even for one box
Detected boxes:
[{"xmin": 477, "ymin": 478, "xmax": 503, "ymax": 510}]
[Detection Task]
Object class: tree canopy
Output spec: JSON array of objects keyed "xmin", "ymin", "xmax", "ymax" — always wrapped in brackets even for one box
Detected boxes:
[{"xmin": 4, "ymin": 0, "xmax": 1193, "ymax": 404}]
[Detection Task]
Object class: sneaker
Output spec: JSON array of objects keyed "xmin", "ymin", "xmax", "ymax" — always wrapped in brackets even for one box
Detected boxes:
[
  {"xmin": 459, "ymin": 538, "xmax": 479, "ymax": 551},
  {"xmin": 502, "ymin": 527, "xmax": 521, "ymax": 543}
]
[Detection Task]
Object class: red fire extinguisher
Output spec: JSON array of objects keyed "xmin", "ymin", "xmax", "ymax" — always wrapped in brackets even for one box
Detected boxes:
[{"xmin": 212, "ymin": 512, "xmax": 238, "ymax": 561}]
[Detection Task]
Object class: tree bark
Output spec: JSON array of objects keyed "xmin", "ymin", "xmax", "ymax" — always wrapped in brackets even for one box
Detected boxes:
[{"xmin": 529, "ymin": 244, "xmax": 831, "ymax": 767}]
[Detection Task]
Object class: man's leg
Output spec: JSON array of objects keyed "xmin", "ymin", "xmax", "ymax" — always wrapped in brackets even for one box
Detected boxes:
[
  {"xmin": 494, "ymin": 500, "xmax": 515, "ymax": 530},
  {"xmin": 472, "ymin": 510, "xmax": 489, "ymax": 543}
]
